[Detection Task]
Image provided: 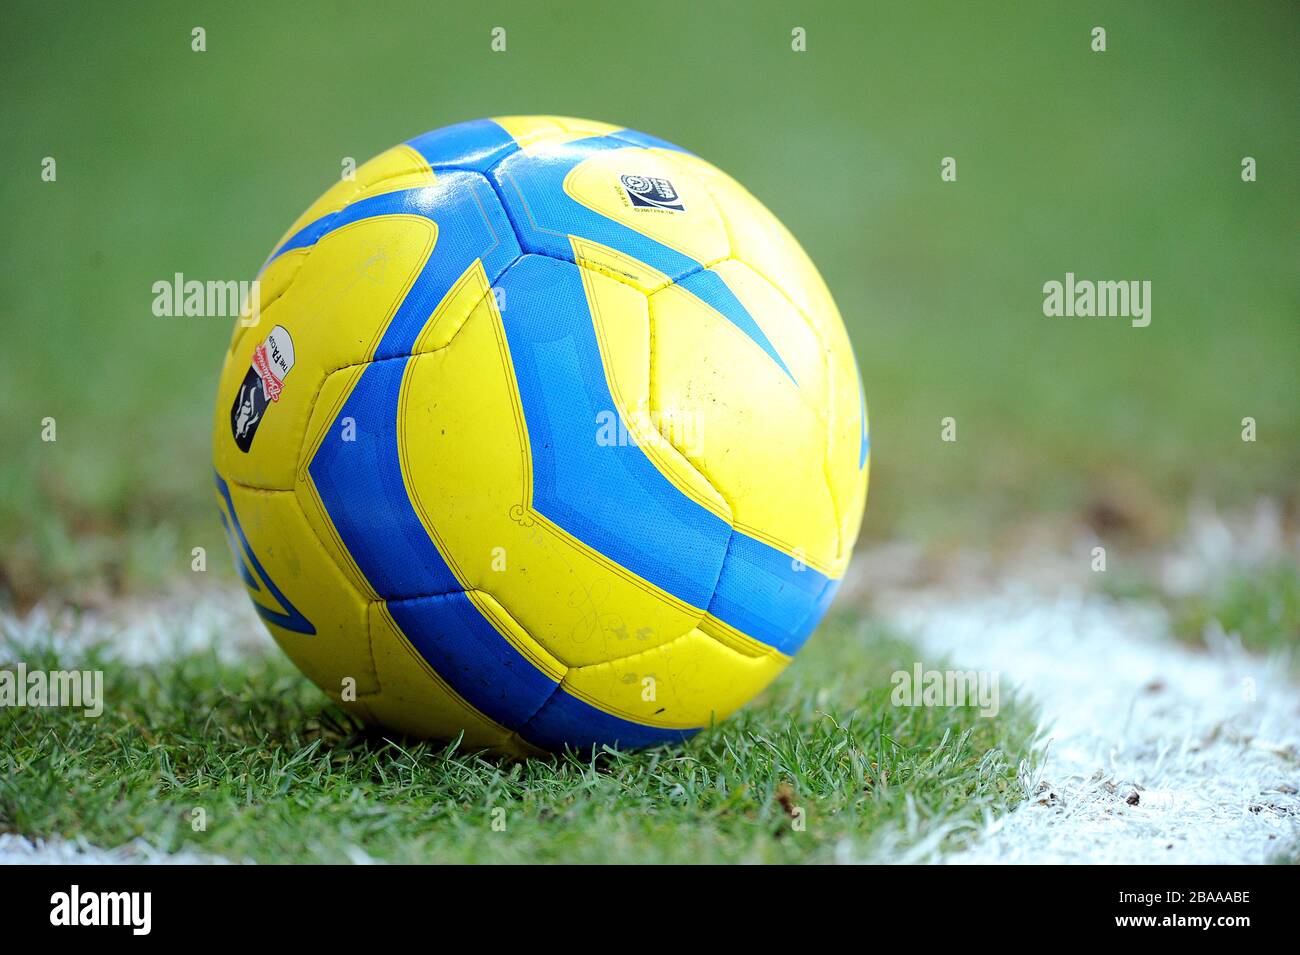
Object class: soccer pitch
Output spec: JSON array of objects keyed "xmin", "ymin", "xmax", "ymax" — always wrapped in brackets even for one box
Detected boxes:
[{"xmin": 1, "ymin": 1, "xmax": 1297, "ymax": 868}]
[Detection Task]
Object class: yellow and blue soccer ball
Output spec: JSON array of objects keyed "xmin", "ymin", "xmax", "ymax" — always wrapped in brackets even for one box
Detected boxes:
[{"xmin": 213, "ymin": 116, "xmax": 869, "ymax": 754}]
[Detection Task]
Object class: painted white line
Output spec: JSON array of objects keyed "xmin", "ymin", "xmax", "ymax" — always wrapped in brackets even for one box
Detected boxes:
[
  {"xmin": 3, "ymin": 502, "xmax": 1295, "ymax": 864},
  {"xmin": 881, "ymin": 589, "xmax": 1298, "ymax": 864},
  {"xmin": 0, "ymin": 833, "xmax": 230, "ymax": 865},
  {"xmin": 1, "ymin": 592, "xmax": 267, "ymax": 865},
  {"xmin": 1, "ymin": 588, "xmax": 270, "ymax": 666}
]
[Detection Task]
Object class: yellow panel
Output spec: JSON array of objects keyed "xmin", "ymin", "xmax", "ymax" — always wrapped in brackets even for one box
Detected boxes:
[
  {"xmin": 411, "ymin": 258, "xmax": 500, "ymax": 353},
  {"xmin": 577, "ymin": 258, "xmax": 730, "ymax": 523},
  {"xmin": 293, "ymin": 259, "xmax": 492, "ymax": 583},
  {"xmin": 561, "ymin": 628, "xmax": 790, "ymax": 730},
  {"xmin": 464, "ymin": 590, "xmax": 567, "ymax": 682},
  {"xmin": 493, "ymin": 115, "xmax": 622, "ymax": 151},
  {"xmin": 218, "ymin": 482, "xmax": 378, "ymax": 698},
  {"xmin": 814, "ymin": 318, "xmax": 867, "ymax": 567},
  {"xmin": 366, "ymin": 600, "xmax": 536, "ymax": 754},
  {"xmin": 563, "ymin": 147, "xmax": 729, "ymax": 266},
  {"xmin": 294, "ymin": 362, "xmax": 375, "ymax": 599},
  {"xmin": 267, "ymin": 145, "xmax": 435, "ymax": 259},
  {"xmin": 706, "ymin": 259, "xmax": 829, "ymax": 412},
  {"xmin": 571, "ymin": 234, "xmax": 673, "ymax": 293},
  {"xmin": 680, "ymin": 154, "xmax": 839, "ymax": 328},
  {"xmin": 676, "ymin": 153, "xmax": 870, "ymax": 567},
  {"xmin": 395, "ymin": 279, "xmax": 706, "ymax": 666},
  {"xmin": 548, "ymin": 115, "xmax": 623, "ymax": 137},
  {"xmin": 212, "ymin": 214, "xmax": 437, "ymax": 490},
  {"xmin": 227, "ymin": 247, "xmax": 308, "ymax": 358},
  {"xmin": 842, "ymin": 454, "xmax": 870, "ymax": 561},
  {"xmin": 829, "ymin": 381, "xmax": 870, "ymax": 566},
  {"xmin": 649, "ymin": 281, "xmax": 842, "ymax": 575},
  {"xmin": 709, "ymin": 258, "xmax": 868, "ymax": 568}
]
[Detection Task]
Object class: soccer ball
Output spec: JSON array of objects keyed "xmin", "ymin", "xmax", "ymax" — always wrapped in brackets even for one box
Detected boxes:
[{"xmin": 213, "ymin": 116, "xmax": 869, "ymax": 754}]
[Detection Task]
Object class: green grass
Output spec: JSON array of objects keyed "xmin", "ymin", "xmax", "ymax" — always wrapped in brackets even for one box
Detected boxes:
[
  {"xmin": 2, "ymin": 1, "xmax": 1298, "ymax": 598},
  {"xmin": 0, "ymin": 1, "xmax": 1290, "ymax": 867},
  {"xmin": 1168, "ymin": 559, "xmax": 1300, "ymax": 657},
  {"xmin": 1097, "ymin": 553, "xmax": 1300, "ymax": 658},
  {"xmin": 0, "ymin": 615, "xmax": 1039, "ymax": 863}
]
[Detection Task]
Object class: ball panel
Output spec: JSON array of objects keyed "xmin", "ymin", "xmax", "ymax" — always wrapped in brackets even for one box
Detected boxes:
[
  {"xmin": 215, "ymin": 117, "xmax": 869, "ymax": 752},
  {"xmin": 492, "ymin": 114, "xmax": 622, "ymax": 150},
  {"xmin": 704, "ymin": 259, "xmax": 831, "ymax": 410},
  {"xmin": 829, "ymin": 379, "xmax": 871, "ymax": 565},
  {"xmin": 490, "ymin": 254, "xmax": 733, "ymax": 613},
  {"xmin": 562, "ymin": 144, "xmax": 729, "ymax": 267},
  {"xmin": 306, "ymin": 351, "xmax": 463, "ymax": 601},
  {"xmin": 704, "ymin": 534, "xmax": 841, "ymax": 657},
  {"xmin": 492, "ymin": 139, "xmax": 704, "ymax": 285},
  {"xmin": 577, "ymin": 257, "xmax": 731, "ymax": 523},
  {"xmin": 395, "ymin": 257, "xmax": 716, "ymax": 666},
  {"xmin": 680, "ymin": 153, "xmax": 871, "ymax": 565},
  {"xmin": 403, "ymin": 118, "xmax": 519, "ymax": 174},
  {"xmin": 224, "ymin": 245, "xmax": 307, "ymax": 360},
  {"xmin": 682, "ymin": 156, "xmax": 842, "ymax": 334},
  {"xmin": 266, "ymin": 144, "xmax": 437, "ymax": 262},
  {"xmin": 367, "ymin": 599, "xmax": 525, "ymax": 752},
  {"xmin": 559, "ymin": 627, "xmax": 791, "ymax": 731},
  {"xmin": 214, "ymin": 476, "xmax": 378, "ymax": 698},
  {"xmin": 213, "ymin": 214, "xmax": 438, "ymax": 491},
  {"xmin": 517, "ymin": 691, "xmax": 699, "ymax": 752},
  {"xmin": 273, "ymin": 176, "xmax": 521, "ymax": 600},
  {"xmin": 489, "ymin": 123, "xmax": 799, "ymax": 382},
  {"xmin": 378, "ymin": 584, "xmax": 714, "ymax": 752},
  {"xmin": 648, "ymin": 278, "xmax": 841, "ymax": 575},
  {"xmin": 385, "ymin": 589, "xmax": 562, "ymax": 731},
  {"xmin": 294, "ymin": 362, "xmax": 377, "ymax": 599}
]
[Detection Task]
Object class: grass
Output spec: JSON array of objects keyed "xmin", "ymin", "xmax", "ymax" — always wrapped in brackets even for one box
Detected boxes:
[
  {"xmin": 0, "ymin": 614, "xmax": 1039, "ymax": 864},
  {"xmin": 2, "ymin": 1, "xmax": 1298, "ymax": 597},
  {"xmin": 1168, "ymin": 559, "xmax": 1300, "ymax": 658},
  {"xmin": 1097, "ymin": 552, "xmax": 1300, "ymax": 659},
  {"xmin": 0, "ymin": 0, "xmax": 1293, "ymax": 866}
]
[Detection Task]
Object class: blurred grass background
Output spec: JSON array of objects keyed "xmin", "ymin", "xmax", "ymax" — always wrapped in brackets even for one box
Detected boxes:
[{"xmin": 1, "ymin": 0, "xmax": 1297, "ymax": 602}]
